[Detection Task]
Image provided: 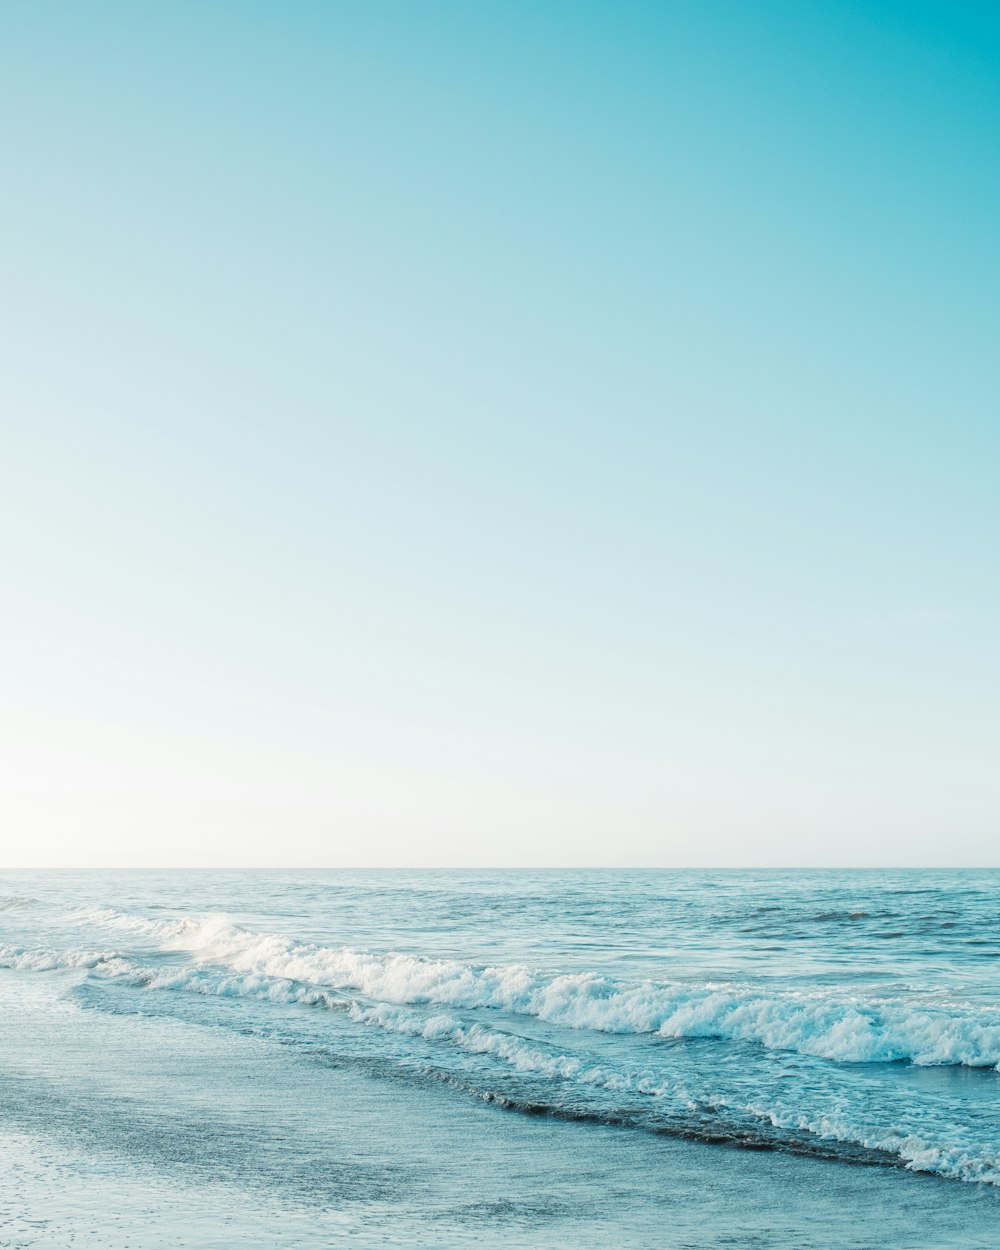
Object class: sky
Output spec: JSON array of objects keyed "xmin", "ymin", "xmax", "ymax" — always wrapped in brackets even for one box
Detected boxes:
[{"xmin": 1, "ymin": 1, "xmax": 998, "ymax": 868}]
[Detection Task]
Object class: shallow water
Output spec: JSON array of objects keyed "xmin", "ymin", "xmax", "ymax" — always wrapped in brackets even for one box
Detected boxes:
[{"xmin": 1, "ymin": 868, "xmax": 998, "ymax": 1247}]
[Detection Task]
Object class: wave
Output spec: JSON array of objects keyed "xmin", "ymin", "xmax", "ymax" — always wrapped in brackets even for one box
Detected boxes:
[
  {"xmin": 745, "ymin": 1098, "xmax": 1000, "ymax": 1185},
  {"xmin": 66, "ymin": 906, "xmax": 184, "ymax": 938},
  {"xmin": 0, "ymin": 943, "xmax": 133, "ymax": 975},
  {"xmin": 68, "ymin": 907, "xmax": 1000, "ymax": 1070},
  {"xmin": 349, "ymin": 1001, "xmax": 1000, "ymax": 1185},
  {"xmin": 7, "ymin": 932, "xmax": 1000, "ymax": 1186},
  {"xmin": 0, "ymin": 895, "xmax": 41, "ymax": 912}
]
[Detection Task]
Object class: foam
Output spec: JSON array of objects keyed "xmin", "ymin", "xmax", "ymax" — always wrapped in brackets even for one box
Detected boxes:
[
  {"xmin": 746, "ymin": 1099, "xmax": 1000, "ymax": 1185},
  {"xmin": 340, "ymin": 1000, "xmax": 1000, "ymax": 1185},
  {"xmin": 6, "ymin": 930, "xmax": 1000, "ymax": 1185},
  {"xmin": 67, "ymin": 907, "xmax": 1000, "ymax": 1070},
  {"xmin": 128, "ymin": 913, "xmax": 1000, "ymax": 1070},
  {"xmin": 0, "ymin": 943, "xmax": 132, "ymax": 976}
]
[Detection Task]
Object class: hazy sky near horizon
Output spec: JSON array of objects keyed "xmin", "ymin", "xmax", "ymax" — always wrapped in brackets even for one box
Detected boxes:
[{"xmin": 2, "ymin": 1, "xmax": 998, "ymax": 868}]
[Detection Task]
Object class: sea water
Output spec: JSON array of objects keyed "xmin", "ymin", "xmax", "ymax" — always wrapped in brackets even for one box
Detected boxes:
[{"xmin": 1, "ymin": 868, "xmax": 998, "ymax": 1248}]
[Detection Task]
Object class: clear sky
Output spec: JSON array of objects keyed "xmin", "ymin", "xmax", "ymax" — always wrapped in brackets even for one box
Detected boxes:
[{"xmin": 1, "ymin": 1, "xmax": 997, "ymax": 867}]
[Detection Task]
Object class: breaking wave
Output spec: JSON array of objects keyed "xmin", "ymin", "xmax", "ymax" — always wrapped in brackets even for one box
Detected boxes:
[
  {"xmin": 69, "ymin": 908, "xmax": 1000, "ymax": 1070},
  {"xmin": 5, "ymin": 905, "xmax": 1000, "ymax": 1188},
  {"xmin": 7, "ymin": 935, "xmax": 999, "ymax": 1186}
]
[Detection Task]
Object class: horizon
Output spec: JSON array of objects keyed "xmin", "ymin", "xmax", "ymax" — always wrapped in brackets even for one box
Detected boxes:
[{"xmin": 4, "ymin": 863, "xmax": 998, "ymax": 874}]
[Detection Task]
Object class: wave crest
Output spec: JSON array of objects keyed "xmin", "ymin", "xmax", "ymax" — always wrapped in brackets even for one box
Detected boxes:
[{"xmin": 74, "ymin": 908, "xmax": 1000, "ymax": 1070}]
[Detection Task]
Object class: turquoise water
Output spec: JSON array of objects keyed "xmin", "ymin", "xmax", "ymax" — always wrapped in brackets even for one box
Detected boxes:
[{"xmin": 1, "ymin": 868, "xmax": 998, "ymax": 1247}]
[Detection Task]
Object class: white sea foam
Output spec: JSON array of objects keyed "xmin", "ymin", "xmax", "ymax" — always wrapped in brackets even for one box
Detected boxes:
[
  {"xmin": 0, "ymin": 943, "xmax": 132, "ymax": 976},
  {"xmin": 352, "ymin": 1002, "xmax": 1000, "ymax": 1185},
  {"xmin": 6, "ymin": 927, "xmax": 1000, "ymax": 1186},
  {"xmin": 348, "ymin": 999, "xmax": 687, "ymax": 1099},
  {"xmin": 177, "ymin": 922, "xmax": 1000, "ymax": 1069},
  {"xmin": 745, "ymin": 1099, "xmax": 1000, "ymax": 1185},
  {"xmin": 70, "ymin": 907, "xmax": 1000, "ymax": 1071}
]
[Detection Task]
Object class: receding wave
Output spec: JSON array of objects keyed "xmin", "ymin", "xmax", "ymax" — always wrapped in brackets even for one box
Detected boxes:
[{"xmin": 350, "ymin": 1002, "xmax": 1000, "ymax": 1184}]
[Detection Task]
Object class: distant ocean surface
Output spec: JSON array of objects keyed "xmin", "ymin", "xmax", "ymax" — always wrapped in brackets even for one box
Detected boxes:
[{"xmin": 1, "ymin": 868, "xmax": 998, "ymax": 1248}]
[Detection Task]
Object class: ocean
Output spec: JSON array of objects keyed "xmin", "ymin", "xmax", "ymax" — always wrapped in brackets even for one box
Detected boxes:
[{"xmin": 1, "ymin": 868, "xmax": 998, "ymax": 1248}]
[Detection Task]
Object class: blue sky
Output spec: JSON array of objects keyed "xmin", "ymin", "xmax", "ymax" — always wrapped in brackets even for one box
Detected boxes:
[{"xmin": 1, "ymin": 2, "xmax": 997, "ymax": 866}]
